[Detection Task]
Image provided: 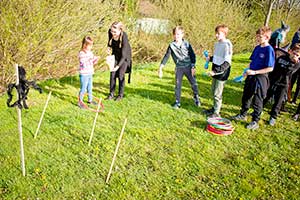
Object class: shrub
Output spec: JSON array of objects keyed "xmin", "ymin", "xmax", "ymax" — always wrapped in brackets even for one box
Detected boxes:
[
  {"xmin": 0, "ymin": 0, "xmax": 116, "ymax": 91},
  {"xmin": 1, "ymin": 0, "xmax": 299, "ymax": 93}
]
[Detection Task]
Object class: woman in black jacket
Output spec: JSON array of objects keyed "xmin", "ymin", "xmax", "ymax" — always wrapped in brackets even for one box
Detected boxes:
[{"xmin": 106, "ymin": 21, "xmax": 132, "ymax": 101}]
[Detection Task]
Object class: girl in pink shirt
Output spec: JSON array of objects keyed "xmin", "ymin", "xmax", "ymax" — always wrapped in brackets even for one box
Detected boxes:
[{"xmin": 78, "ymin": 36, "xmax": 99, "ymax": 108}]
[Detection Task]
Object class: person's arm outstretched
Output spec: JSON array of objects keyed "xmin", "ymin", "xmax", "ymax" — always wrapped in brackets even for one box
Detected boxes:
[{"xmin": 159, "ymin": 45, "xmax": 171, "ymax": 78}]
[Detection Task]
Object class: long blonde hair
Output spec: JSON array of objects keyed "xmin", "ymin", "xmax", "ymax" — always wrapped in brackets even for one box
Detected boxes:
[{"xmin": 109, "ymin": 21, "xmax": 124, "ymax": 48}]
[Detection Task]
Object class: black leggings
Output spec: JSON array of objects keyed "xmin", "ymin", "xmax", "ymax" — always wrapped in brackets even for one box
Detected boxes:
[{"xmin": 109, "ymin": 62, "xmax": 128, "ymax": 97}]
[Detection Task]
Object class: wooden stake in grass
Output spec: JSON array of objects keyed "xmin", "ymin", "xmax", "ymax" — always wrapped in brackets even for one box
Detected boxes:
[
  {"xmin": 106, "ymin": 118, "xmax": 128, "ymax": 184},
  {"xmin": 34, "ymin": 91, "xmax": 52, "ymax": 139},
  {"xmin": 15, "ymin": 64, "xmax": 26, "ymax": 176},
  {"xmin": 88, "ymin": 98, "xmax": 102, "ymax": 146}
]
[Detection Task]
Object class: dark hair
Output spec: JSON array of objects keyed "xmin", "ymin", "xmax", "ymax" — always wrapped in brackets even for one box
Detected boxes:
[
  {"xmin": 172, "ymin": 26, "xmax": 184, "ymax": 35},
  {"xmin": 291, "ymin": 43, "xmax": 300, "ymax": 52}
]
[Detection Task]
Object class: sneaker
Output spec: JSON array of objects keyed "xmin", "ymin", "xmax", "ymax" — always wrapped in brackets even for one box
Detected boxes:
[
  {"xmin": 194, "ymin": 95, "xmax": 201, "ymax": 107},
  {"xmin": 115, "ymin": 95, "xmax": 123, "ymax": 101},
  {"xmin": 87, "ymin": 100, "xmax": 98, "ymax": 105},
  {"xmin": 78, "ymin": 101, "xmax": 85, "ymax": 109},
  {"xmin": 172, "ymin": 102, "xmax": 181, "ymax": 109},
  {"xmin": 246, "ymin": 121, "xmax": 259, "ymax": 130},
  {"xmin": 232, "ymin": 114, "xmax": 247, "ymax": 121},
  {"xmin": 203, "ymin": 108, "xmax": 214, "ymax": 115},
  {"xmin": 208, "ymin": 113, "xmax": 220, "ymax": 118},
  {"xmin": 293, "ymin": 114, "xmax": 299, "ymax": 121},
  {"xmin": 250, "ymin": 111, "xmax": 264, "ymax": 117},
  {"xmin": 105, "ymin": 95, "xmax": 114, "ymax": 100},
  {"xmin": 269, "ymin": 117, "xmax": 276, "ymax": 126}
]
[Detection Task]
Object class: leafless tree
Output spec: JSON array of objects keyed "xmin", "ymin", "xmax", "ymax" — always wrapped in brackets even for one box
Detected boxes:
[
  {"xmin": 254, "ymin": 0, "xmax": 277, "ymax": 26},
  {"xmin": 254, "ymin": 0, "xmax": 300, "ymax": 26},
  {"xmin": 283, "ymin": 0, "xmax": 300, "ymax": 20}
]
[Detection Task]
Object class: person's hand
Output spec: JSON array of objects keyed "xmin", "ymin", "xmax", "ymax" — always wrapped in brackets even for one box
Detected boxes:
[
  {"xmin": 93, "ymin": 56, "xmax": 99, "ymax": 64},
  {"xmin": 158, "ymin": 65, "xmax": 164, "ymax": 78},
  {"xmin": 245, "ymin": 69, "xmax": 256, "ymax": 76},
  {"xmin": 191, "ymin": 68, "xmax": 196, "ymax": 76},
  {"xmin": 207, "ymin": 71, "xmax": 215, "ymax": 76},
  {"xmin": 158, "ymin": 68, "xmax": 163, "ymax": 78}
]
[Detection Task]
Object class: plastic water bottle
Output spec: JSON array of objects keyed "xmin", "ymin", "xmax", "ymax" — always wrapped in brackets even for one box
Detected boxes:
[{"xmin": 203, "ymin": 50, "xmax": 209, "ymax": 69}]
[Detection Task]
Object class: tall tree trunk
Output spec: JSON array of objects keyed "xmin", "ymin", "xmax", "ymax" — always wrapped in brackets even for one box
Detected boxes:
[{"xmin": 264, "ymin": 0, "xmax": 275, "ymax": 26}]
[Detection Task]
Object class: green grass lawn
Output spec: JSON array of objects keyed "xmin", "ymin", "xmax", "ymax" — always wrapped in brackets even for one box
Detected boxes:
[{"xmin": 1, "ymin": 54, "xmax": 299, "ymax": 199}]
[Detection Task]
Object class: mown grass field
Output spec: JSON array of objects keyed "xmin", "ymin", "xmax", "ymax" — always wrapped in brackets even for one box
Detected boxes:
[{"xmin": 1, "ymin": 54, "xmax": 299, "ymax": 199}]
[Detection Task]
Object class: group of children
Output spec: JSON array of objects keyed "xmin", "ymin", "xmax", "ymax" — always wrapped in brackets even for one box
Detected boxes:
[
  {"xmin": 232, "ymin": 26, "xmax": 300, "ymax": 129},
  {"xmin": 159, "ymin": 25, "xmax": 300, "ymax": 130},
  {"xmin": 77, "ymin": 21, "xmax": 300, "ymax": 130}
]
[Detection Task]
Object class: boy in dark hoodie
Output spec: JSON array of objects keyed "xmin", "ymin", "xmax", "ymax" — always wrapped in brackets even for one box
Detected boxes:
[{"xmin": 264, "ymin": 44, "xmax": 300, "ymax": 125}]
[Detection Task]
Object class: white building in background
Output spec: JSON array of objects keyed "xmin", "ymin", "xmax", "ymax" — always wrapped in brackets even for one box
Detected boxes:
[{"xmin": 135, "ymin": 18, "xmax": 169, "ymax": 34}]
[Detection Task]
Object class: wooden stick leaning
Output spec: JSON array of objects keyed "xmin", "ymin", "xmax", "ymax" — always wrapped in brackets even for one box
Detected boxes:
[
  {"xmin": 34, "ymin": 91, "xmax": 52, "ymax": 139},
  {"xmin": 88, "ymin": 98, "xmax": 102, "ymax": 146},
  {"xmin": 15, "ymin": 64, "xmax": 26, "ymax": 176},
  {"xmin": 106, "ymin": 118, "xmax": 128, "ymax": 184}
]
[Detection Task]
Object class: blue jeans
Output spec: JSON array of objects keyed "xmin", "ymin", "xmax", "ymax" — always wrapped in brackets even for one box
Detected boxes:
[{"xmin": 79, "ymin": 74, "xmax": 93, "ymax": 102}]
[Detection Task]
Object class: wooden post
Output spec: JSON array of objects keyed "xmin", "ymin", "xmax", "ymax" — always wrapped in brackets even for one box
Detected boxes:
[
  {"xmin": 106, "ymin": 118, "xmax": 127, "ymax": 184},
  {"xmin": 15, "ymin": 64, "xmax": 26, "ymax": 176},
  {"xmin": 88, "ymin": 98, "xmax": 102, "ymax": 146},
  {"xmin": 34, "ymin": 91, "xmax": 52, "ymax": 139}
]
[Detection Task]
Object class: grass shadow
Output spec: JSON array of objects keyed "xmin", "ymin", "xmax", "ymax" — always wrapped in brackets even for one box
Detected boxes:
[{"xmin": 40, "ymin": 74, "xmax": 110, "ymax": 105}]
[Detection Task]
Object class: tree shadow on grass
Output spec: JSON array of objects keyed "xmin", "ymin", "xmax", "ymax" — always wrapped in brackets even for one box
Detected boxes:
[
  {"xmin": 40, "ymin": 75, "xmax": 109, "ymax": 107},
  {"xmin": 125, "ymin": 86, "xmax": 203, "ymax": 113},
  {"xmin": 146, "ymin": 75, "xmax": 212, "ymax": 98},
  {"xmin": 39, "ymin": 76, "xmax": 78, "ymax": 105},
  {"xmin": 123, "ymin": 72, "xmax": 246, "ymax": 115},
  {"xmin": 190, "ymin": 119, "xmax": 207, "ymax": 129},
  {"xmin": 38, "ymin": 69, "xmax": 246, "ymax": 116}
]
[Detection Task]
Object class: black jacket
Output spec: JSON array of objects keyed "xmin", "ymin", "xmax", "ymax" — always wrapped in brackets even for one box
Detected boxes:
[
  {"xmin": 209, "ymin": 56, "xmax": 231, "ymax": 81},
  {"xmin": 269, "ymin": 54, "xmax": 300, "ymax": 87},
  {"xmin": 108, "ymin": 30, "xmax": 132, "ymax": 82},
  {"xmin": 212, "ymin": 61, "xmax": 231, "ymax": 81}
]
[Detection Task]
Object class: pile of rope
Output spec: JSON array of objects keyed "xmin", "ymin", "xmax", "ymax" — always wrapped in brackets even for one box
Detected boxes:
[{"xmin": 206, "ymin": 117, "xmax": 234, "ymax": 136}]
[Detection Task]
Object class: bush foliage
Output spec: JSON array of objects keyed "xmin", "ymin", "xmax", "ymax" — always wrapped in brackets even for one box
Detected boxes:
[
  {"xmin": 0, "ymin": 0, "xmax": 116, "ymax": 90},
  {"xmin": 0, "ymin": 0, "xmax": 299, "ymax": 92}
]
